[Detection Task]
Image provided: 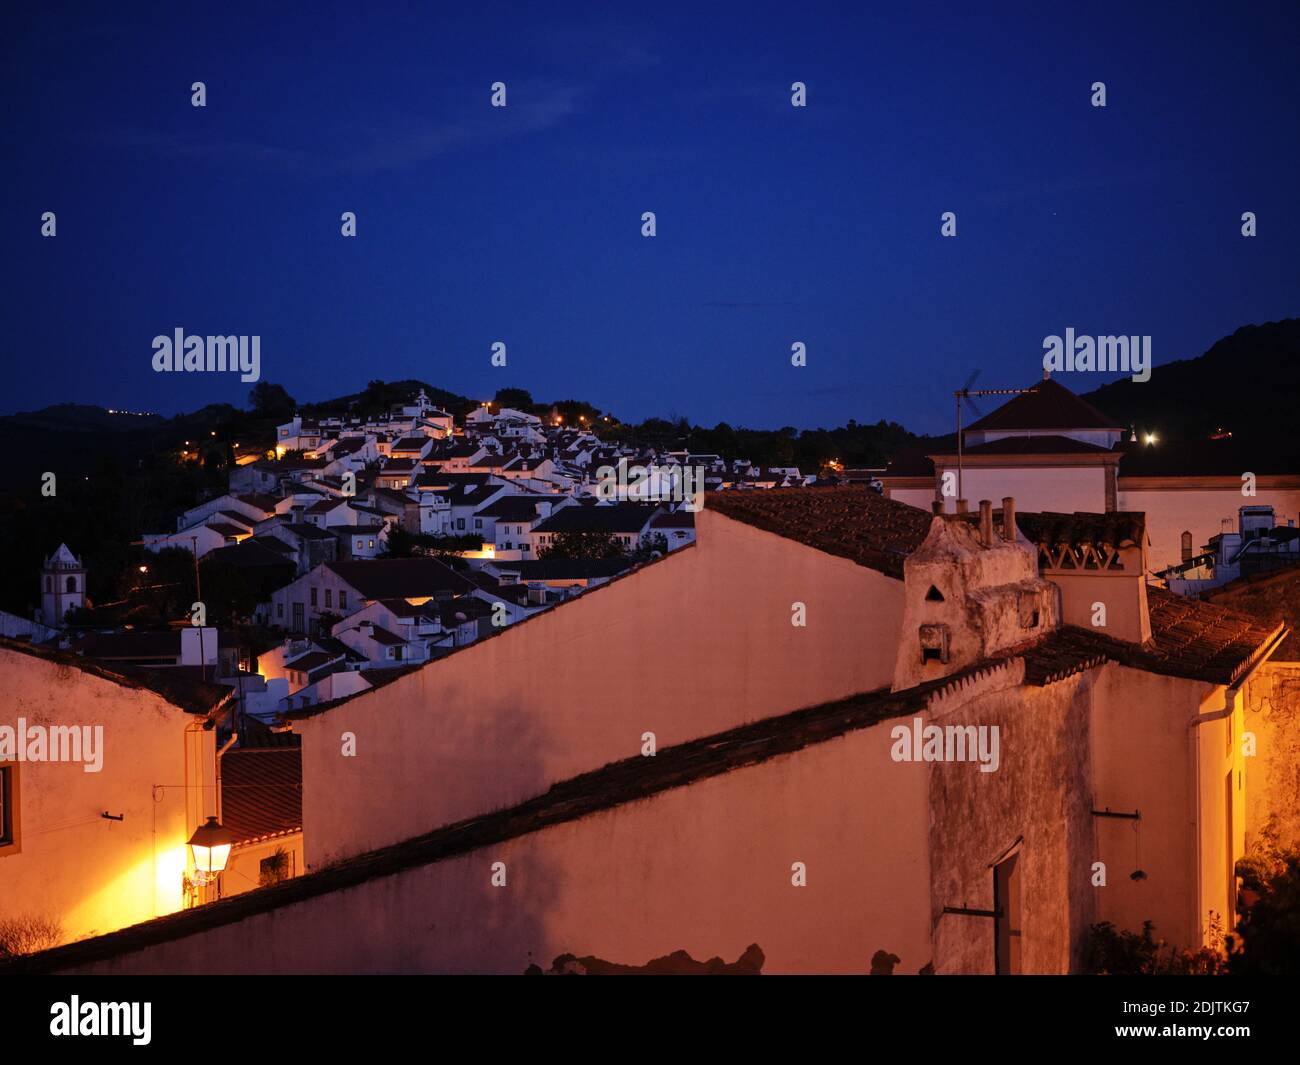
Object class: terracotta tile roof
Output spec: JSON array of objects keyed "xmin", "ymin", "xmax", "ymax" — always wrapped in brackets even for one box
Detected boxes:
[
  {"xmin": 1141, "ymin": 588, "xmax": 1282, "ymax": 682},
  {"xmin": 1023, "ymin": 589, "xmax": 1284, "ymax": 686},
  {"xmin": 1014, "ymin": 510, "xmax": 1145, "ymax": 550},
  {"xmin": 220, "ymin": 740, "xmax": 302, "ymax": 846},
  {"xmin": 951, "ymin": 509, "xmax": 1145, "ymax": 555},
  {"xmin": 1203, "ymin": 561, "xmax": 1300, "ymax": 659},
  {"xmin": 705, "ymin": 485, "xmax": 932, "ymax": 579},
  {"xmin": 966, "ymin": 378, "xmax": 1121, "ymax": 432}
]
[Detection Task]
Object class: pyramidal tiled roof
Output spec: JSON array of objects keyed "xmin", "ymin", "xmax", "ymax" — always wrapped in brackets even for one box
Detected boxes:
[
  {"xmin": 46, "ymin": 543, "xmax": 80, "ymax": 566},
  {"xmin": 965, "ymin": 378, "xmax": 1121, "ymax": 432}
]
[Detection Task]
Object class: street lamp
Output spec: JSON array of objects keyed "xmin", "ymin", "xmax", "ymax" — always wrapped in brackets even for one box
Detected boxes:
[{"xmin": 188, "ymin": 816, "xmax": 235, "ymax": 884}]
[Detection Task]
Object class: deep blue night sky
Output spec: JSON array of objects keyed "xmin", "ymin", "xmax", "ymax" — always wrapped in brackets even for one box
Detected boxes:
[{"xmin": 3, "ymin": 1, "xmax": 1297, "ymax": 434}]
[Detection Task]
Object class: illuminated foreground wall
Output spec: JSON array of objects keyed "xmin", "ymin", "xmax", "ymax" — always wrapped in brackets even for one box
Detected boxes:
[{"xmin": 0, "ymin": 646, "xmax": 216, "ymax": 945}]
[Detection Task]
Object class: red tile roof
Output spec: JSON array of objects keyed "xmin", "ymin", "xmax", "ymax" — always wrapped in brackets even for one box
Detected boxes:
[
  {"xmin": 220, "ymin": 740, "xmax": 302, "ymax": 845},
  {"xmin": 1023, "ymin": 588, "xmax": 1283, "ymax": 686},
  {"xmin": 1011, "ymin": 510, "xmax": 1145, "ymax": 551},
  {"xmin": 1204, "ymin": 562, "xmax": 1300, "ymax": 659},
  {"xmin": 965, "ymin": 378, "xmax": 1121, "ymax": 432},
  {"xmin": 705, "ymin": 485, "xmax": 932, "ymax": 579}
]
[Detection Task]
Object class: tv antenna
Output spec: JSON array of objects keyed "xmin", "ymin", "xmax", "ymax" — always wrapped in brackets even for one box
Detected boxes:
[{"xmin": 953, "ymin": 369, "xmax": 1038, "ymax": 504}]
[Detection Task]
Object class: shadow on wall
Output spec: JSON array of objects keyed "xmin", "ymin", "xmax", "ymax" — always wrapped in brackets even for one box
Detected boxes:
[
  {"xmin": 525, "ymin": 943, "xmax": 766, "ymax": 974},
  {"xmin": 520, "ymin": 944, "xmax": 930, "ymax": 975}
]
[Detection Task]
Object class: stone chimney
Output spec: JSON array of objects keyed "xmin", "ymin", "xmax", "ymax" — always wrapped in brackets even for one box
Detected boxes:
[
  {"xmin": 1001, "ymin": 497, "xmax": 1016, "ymax": 542},
  {"xmin": 891, "ymin": 512, "xmax": 1060, "ymax": 691}
]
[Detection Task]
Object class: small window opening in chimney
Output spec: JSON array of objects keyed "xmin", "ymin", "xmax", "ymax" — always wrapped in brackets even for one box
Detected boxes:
[
  {"xmin": 1017, "ymin": 590, "xmax": 1040, "ymax": 629},
  {"xmin": 925, "ymin": 585, "xmax": 944, "ymax": 602},
  {"xmin": 919, "ymin": 623, "xmax": 950, "ymax": 664}
]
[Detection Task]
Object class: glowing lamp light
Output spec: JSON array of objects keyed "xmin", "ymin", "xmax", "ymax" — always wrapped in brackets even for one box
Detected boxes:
[
  {"xmin": 1144, "ymin": 433, "xmax": 1157, "ymax": 445},
  {"xmin": 188, "ymin": 816, "xmax": 235, "ymax": 883}
]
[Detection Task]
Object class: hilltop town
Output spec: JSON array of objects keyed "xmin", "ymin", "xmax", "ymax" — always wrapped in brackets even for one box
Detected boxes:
[{"xmin": 2, "ymin": 372, "xmax": 1299, "ymax": 975}]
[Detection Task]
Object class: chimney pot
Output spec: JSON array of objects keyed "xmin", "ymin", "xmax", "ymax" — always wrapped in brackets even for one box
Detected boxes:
[
  {"xmin": 956, "ymin": 498, "xmax": 969, "ymax": 514},
  {"xmin": 1001, "ymin": 497, "xmax": 1016, "ymax": 541},
  {"xmin": 979, "ymin": 500, "xmax": 993, "ymax": 546},
  {"xmin": 931, "ymin": 500, "xmax": 944, "ymax": 515}
]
